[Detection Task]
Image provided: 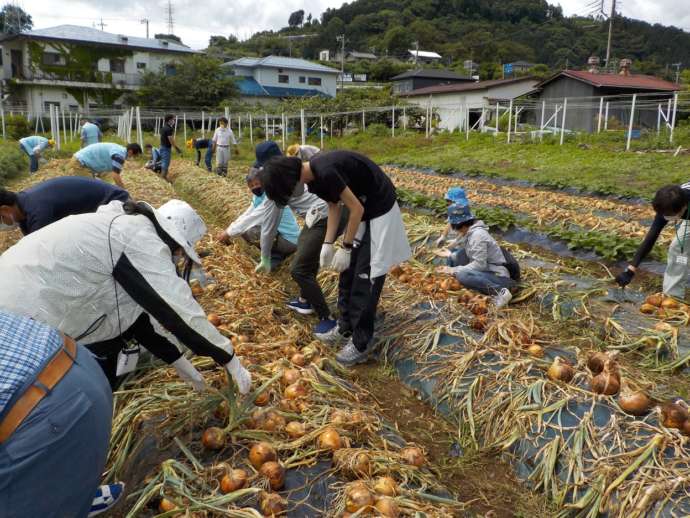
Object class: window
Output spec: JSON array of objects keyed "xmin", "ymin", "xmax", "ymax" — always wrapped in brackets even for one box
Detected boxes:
[
  {"xmin": 136, "ymin": 62, "xmax": 146, "ymax": 70},
  {"xmin": 278, "ymin": 74, "xmax": 289, "ymax": 84},
  {"xmin": 308, "ymin": 77, "xmax": 322, "ymax": 86},
  {"xmin": 68, "ymin": 104, "xmax": 79, "ymax": 111},
  {"xmin": 299, "ymin": 76, "xmax": 305, "ymax": 83},
  {"xmin": 109, "ymin": 58, "xmax": 125, "ymax": 73},
  {"xmin": 42, "ymin": 52, "xmax": 65, "ymax": 66},
  {"xmin": 165, "ymin": 64, "xmax": 177, "ymax": 76},
  {"xmin": 43, "ymin": 101, "xmax": 60, "ymax": 111}
]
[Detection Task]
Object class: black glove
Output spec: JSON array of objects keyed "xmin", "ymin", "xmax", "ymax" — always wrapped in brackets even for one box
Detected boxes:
[{"xmin": 615, "ymin": 268, "xmax": 635, "ymax": 287}]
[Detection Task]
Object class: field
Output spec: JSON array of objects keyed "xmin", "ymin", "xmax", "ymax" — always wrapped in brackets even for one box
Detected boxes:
[{"xmin": 3, "ymin": 130, "xmax": 690, "ymax": 517}]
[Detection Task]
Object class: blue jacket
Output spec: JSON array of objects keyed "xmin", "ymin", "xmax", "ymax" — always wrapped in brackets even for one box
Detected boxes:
[
  {"xmin": 74, "ymin": 143, "xmax": 127, "ymax": 173},
  {"xmin": 81, "ymin": 122, "xmax": 101, "ymax": 146},
  {"xmin": 19, "ymin": 136, "xmax": 49, "ymax": 155}
]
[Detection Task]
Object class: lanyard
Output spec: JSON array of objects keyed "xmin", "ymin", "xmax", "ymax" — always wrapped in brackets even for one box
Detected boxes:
[{"xmin": 674, "ymin": 204, "xmax": 690, "ymax": 254}]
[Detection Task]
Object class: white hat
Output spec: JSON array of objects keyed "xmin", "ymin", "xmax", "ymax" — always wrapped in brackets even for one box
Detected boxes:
[{"xmin": 155, "ymin": 200, "xmax": 207, "ymax": 265}]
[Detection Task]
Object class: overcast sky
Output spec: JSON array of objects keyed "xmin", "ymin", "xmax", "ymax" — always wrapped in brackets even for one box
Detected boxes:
[{"xmin": 19, "ymin": 0, "xmax": 690, "ymax": 50}]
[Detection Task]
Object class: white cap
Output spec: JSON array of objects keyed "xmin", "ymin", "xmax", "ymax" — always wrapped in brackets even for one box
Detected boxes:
[{"xmin": 156, "ymin": 200, "xmax": 207, "ymax": 264}]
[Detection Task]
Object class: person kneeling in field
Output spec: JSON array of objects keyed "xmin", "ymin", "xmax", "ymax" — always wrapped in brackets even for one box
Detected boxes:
[
  {"xmin": 436, "ymin": 204, "xmax": 519, "ymax": 309},
  {"xmin": 216, "ymin": 167, "xmax": 300, "ymax": 268},
  {"xmin": 68, "ymin": 142, "xmax": 142, "ymax": 189},
  {"xmin": 144, "ymin": 143, "xmax": 162, "ymax": 173},
  {"xmin": 435, "ymin": 187, "xmax": 469, "ymax": 247}
]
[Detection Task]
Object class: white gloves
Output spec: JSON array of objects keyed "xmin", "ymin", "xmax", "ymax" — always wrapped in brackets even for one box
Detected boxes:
[
  {"xmin": 331, "ymin": 248, "xmax": 352, "ymax": 273},
  {"xmin": 320, "ymin": 243, "xmax": 335, "ymax": 268},
  {"xmin": 172, "ymin": 356, "xmax": 207, "ymax": 392},
  {"xmin": 225, "ymin": 356, "xmax": 252, "ymax": 395},
  {"xmin": 305, "ymin": 205, "xmax": 321, "ymax": 228}
]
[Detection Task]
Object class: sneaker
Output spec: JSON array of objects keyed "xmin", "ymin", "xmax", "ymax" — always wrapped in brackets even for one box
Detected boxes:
[
  {"xmin": 286, "ymin": 298, "xmax": 314, "ymax": 315},
  {"xmin": 314, "ymin": 319, "xmax": 341, "ymax": 342},
  {"xmin": 336, "ymin": 339, "xmax": 374, "ymax": 366},
  {"xmin": 89, "ymin": 483, "xmax": 125, "ymax": 517},
  {"xmin": 493, "ymin": 288, "xmax": 513, "ymax": 309}
]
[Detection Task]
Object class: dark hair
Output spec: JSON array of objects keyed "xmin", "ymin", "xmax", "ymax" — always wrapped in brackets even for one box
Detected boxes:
[
  {"xmin": 653, "ymin": 185, "xmax": 687, "ymax": 216},
  {"xmin": 219, "ymin": 117, "xmax": 228, "ymax": 124},
  {"xmin": 0, "ymin": 187, "xmax": 18, "ymax": 207},
  {"xmin": 127, "ymin": 143, "xmax": 143, "ymax": 156},
  {"xmin": 144, "ymin": 143, "xmax": 152, "ymax": 149},
  {"xmin": 258, "ymin": 156, "xmax": 302, "ymax": 206},
  {"xmin": 164, "ymin": 114, "xmax": 175, "ymax": 123},
  {"xmin": 450, "ymin": 219, "xmax": 475, "ymax": 231}
]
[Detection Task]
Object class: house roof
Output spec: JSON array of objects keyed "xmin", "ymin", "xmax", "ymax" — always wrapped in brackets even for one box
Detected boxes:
[
  {"xmin": 235, "ymin": 77, "xmax": 328, "ymax": 98},
  {"xmin": 537, "ymin": 70, "xmax": 681, "ymax": 91},
  {"xmin": 408, "ymin": 50, "xmax": 442, "ymax": 59},
  {"xmin": 348, "ymin": 51, "xmax": 377, "ymax": 59},
  {"xmin": 391, "ymin": 69, "xmax": 473, "ymax": 81},
  {"xmin": 509, "ymin": 60, "xmax": 534, "ymax": 67},
  {"xmin": 401, "ymin": 76, "xmax": 537, "ymax": 97},
  {"xmin": 0, "ymin": 25, "xmax": 197, "ymax": 54},
  {"xmin": 224, "ymin": 55, "xmax": 339, "ymax": 74}
]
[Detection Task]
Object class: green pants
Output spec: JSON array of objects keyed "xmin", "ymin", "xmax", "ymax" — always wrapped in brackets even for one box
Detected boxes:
[{"xmin": 664, "ymin": 221, "xmax": 690, "ymax": 299}]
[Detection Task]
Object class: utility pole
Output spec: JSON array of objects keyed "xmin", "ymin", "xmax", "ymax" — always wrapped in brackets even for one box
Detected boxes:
[
  {"xmin": 166, "ymin": 0, "xmax": 174, "ymax": 35},
  {"xmin": 97, "ymin": 18, "xmax": 107, "ymax": 31},
  {"xmin": 336, "ymin": 34, "xmax": 346, "ymax": 92},
  {"xmin": 605, "ymin": 0, "xmax": 616, "ymax": 69},
  {"xmin": 141, "ymin": 18, "xmax": 150, "ymax": 39},
  {"xmin": 413, "ymin": 40, "xmax": 419, "ymax": 66},
  {"xmin": 672, "ymin": 63, "xmax": 682, "ymax": 83}
]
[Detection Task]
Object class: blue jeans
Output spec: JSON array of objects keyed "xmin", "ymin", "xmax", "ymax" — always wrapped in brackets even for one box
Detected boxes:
[
  {"xmin": 195, "ymin": 146, "xmax": 213, "ymax": 171},
  {"xmin": 160, "ymin": 146, "xmax": 172, "ymax": 177},
  {"xmin": 20, "ymin": 145, "xmax": 38, "ymax": 173},
  {"xmin": 456, "ymin": 269, "xmax": 514, "ymax": 296},
  {"xmin": 0, "ymin": 345, "xmax": 113, "ymax": 518}
]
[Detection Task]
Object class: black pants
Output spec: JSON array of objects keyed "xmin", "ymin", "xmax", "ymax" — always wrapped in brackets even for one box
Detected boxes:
[
  {"xmin": 85, "ymin": 313, "xmax": 181, "ymax": 390},
  {"xmin": 290, "ymin": 210, "xmax": 348, "ymax": 320},
  {"xmin": 242, "ymin": 226, "xmax": 298, "ymax": 269},
  {"xmin": 337, "ymin": 223, "xmax": 386, "ymax": 352}
]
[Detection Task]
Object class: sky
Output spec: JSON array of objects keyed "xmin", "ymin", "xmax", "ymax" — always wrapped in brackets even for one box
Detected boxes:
[{"xmin": 18, "ymin": 0, "xmax": 690, "ymax": 50}]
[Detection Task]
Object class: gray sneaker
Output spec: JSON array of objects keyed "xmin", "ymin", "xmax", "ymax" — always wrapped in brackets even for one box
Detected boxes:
[
  {"xmin": 336, "ymin": 339, "xmax": 373, "ymax": 366},
  {"xmin": 493, "ymin": 288, "xmax": 513, "ymax": 309}
]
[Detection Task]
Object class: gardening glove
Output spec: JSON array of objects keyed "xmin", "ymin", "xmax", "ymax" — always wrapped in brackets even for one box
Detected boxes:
[
  {"xmin": 320, "ymin": 243, "xmax": 335, "ymax": 268},
  {"xmin": 435, "ymin": 236, "xmax": 446, "ymax": 248},
  {"xmin": 172, "ymin": 356, "xmax": 207, "ymax": 392},
  {"xmin": 615, "ymin": 268, "xmax": 635, "ymax": 288},
  {"xmin": 331, "ymin": 248, "xmax": 352, "ymax": 273},
  {"xmin": 254, "ymin": 255, "xmax": 271, "ymax": 273},
  {"xmin": 305, "ymin": 205, "xmax": 321, "ymax": 228},
  {"xmin": 225, "ymin": 356, "xmax": 252, "ymax": 395}
]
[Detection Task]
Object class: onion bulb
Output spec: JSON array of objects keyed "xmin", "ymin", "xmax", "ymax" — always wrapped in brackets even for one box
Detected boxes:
[
  {"xmin": 281, "ymin": 368, "xmax": 301, "ymax": 386},
  {"xmin": 375, "ymin": 496, "xmax": 400, "ymax": 517},
  {"xmin": 330, "ymin": 409, "xmax": 350, "ymax": 425},
  {"xmin": 220, "ymin": 469, "xmax": 248, "ymax": 494},
  {"xmin": 290, "ymin": 353, "xmax": 306, "ymax": 366},
  {"xmin": 284, "ymin": 382, "xmax": 308, "ymax": 400},
  {"xmin": 661, "ymin": 297, "xmax": 680, "ymax": 310},
  {"xmin": 591, "ymin": 360, "xmax": 620, "ymax": 396},
  {"xmin": 249, "ymin": 442, "xmax": 278, "ymax": 469},
  {"xmin": 282, "ymin": 344, "xmax": 298, "ymax": 357},
  {"xmin": 400, "ymin": 446, "xmax": 425, "ymax": 467},
  {"xmin": 158, "ymin": 498, "xmax": 176, "ymax": 512},
  {"xmin": 639, "ymin": 303, "xmax": 657, "ymax": 315},
  {"xmin": 618, "ymin": 389, "xmax": 652, "ymax": 416},
  {"xmin": 201, "ymin": 427, "xmax": 225, "ymax": 450},
  {"xmin": 645, "ymin": 293, "xmax": 663, "ymax": 307},
  {"xmin": 191, "ymin": 282, "xmax": 204, "ymax": 297},
  {"xmin": 260, "ymin": 461, "xmax": 285, "ymax": 490},
  {"xmin": 527, "ymin": 344, "xmax": 544, "ymax": 358},
  {"xmin": 661, "ymin": 401, "xmax": 688, "ymax": 429},
  {"xmin": 373, "ymin": 476, "xmax": 398, "ymax": 496},
  {"xmin": 682, "ymin": 419, "xmax": 690, "ymax": 436},
  {"xmin": 260, "ymin": 412, "xmax": 286, "ymax": 433},
  {"xmin": 547, "ymin": 357, "xmax": 575, "ymax": 383},
  {"xmin": 654, "ymin": 322, "xmax": 674, "ymax": 334},
  {"xmin": 285, "ymin": 421, "xmax": 306, "ymax": 439},
  {"xmin": 214, "ymin": 400, "xmax": 229, "ymax": 420},
  {"xmin": 470, "ymin": 315, "xmax": 488, "ymax": 331},
  {"xmin": 345, "ymin": 484, "xmax": 375, "ymax": 513},
  {"xmin": 586, "ymin": 352, "xmax": 608, "ymax": 375},
  {"xmin": 352, "ymin": 451, "xmax": 371, "ymax": 477},
  {"xmin": 317, "ymin": 428, "xmax": 342, "ymax": 451},
  {"xmin": 223, "ymin": 291, "xmax": 234, "ymax": 301},
  {"xmin": 259, "ymin": 491, "xmax": 286, "ymax": 516},
  {"xmin": 254, "ymin": 390, "xmax": 270, "ymax": 407},
  {"xmin": 390, "ymin": 265, "xmax": 403, "ymax": 277},
  {"xmin": 207, "ymin": 313, "xmax": 222, "ymax": 326}
]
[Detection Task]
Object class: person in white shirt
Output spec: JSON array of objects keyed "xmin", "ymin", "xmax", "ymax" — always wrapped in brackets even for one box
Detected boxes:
[
  {"xmin": 286, "ymin": 144, "xmax": 321, "ymax": 161},
  {"xmin": 212, "ymin": 117, "xmax": 238, "ymax": 177}
]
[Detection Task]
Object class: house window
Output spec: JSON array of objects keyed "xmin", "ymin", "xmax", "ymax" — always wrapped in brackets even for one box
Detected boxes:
[
  {"xmin": 136, "ymin": 62, "xmax": 146, "ymax": 70},
  {"xmin": 165, "ymin": 64, "xmax": 176, "ymax": 76},
  {"xmin": 308, "ymin": 77, "xmax": 322, "ymax": 86},
  {"xmin": 278, "ymin": 74, "xmax": 289, "ymax": 84},
  {"xmin": 68, "ymin": 104, "xmax": 79, "ymax": 111},
  {"xmin": 110, "ymin": 58, "xmax": 125, "ymax": 73},
  {"xmin": 43, "ymin": 101, "xmax": 60, "ymax": 111},
  {"xmin": 299, "ymin": 76, "xmax": 305, "ymax": 83},
  {"xmin": 42, "ymin": 52, "xmax": 65, "ymax": 66}
]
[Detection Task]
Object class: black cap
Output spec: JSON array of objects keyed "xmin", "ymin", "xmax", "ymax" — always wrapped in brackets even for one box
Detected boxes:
[{"xmin": 254, "ymin": 141, "xmax": 282, "ymax": 168}]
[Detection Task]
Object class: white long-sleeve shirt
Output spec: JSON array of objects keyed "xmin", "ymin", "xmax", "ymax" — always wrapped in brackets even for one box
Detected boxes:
[{"xmin": 212, "ymin": 126, "xmax": 237, "ymax": 147}]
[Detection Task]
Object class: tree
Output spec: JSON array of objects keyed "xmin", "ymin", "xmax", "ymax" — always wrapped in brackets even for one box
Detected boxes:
[
  {"xmin": 288, "ymin": 10, "xmax": 305, "ymax": 28},
  {"xmin": 155, "ymin": 33, "xmax": 183, "ymax": 44},
  {"xmin": 0, "ymin": 4, "xmax": 32, "ymax": 34},
  {"xmin": 384, "ymin": 26, "xmax": 413, "ymax": 57},
  {"xmin": 127, "ymin": 55, "xmax": 237, "ymax": 108}
]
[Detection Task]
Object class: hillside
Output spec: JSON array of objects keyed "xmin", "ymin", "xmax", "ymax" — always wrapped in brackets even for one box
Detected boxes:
[{"xmin": 208, "ymin": 0, "xmax": 690, "ymax": 80}]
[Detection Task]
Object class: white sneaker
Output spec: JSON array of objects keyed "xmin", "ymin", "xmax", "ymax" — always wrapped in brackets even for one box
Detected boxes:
[{"xmin": 493, "ymin": 288, "xmax": 512, "ymax": 309}]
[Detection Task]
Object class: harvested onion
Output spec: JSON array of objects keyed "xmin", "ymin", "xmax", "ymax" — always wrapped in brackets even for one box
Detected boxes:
[
  {"xmin": 158, "ymin": 498, "xmax": 176, "ymax": 512},
  {"xmin": 285, "ymin": 421, "xmax": 306, "ymax": 439},
  {"xmin": 284, "ymin": 382, "xmax": 308, "ymax": 400},
  {"xmin": 645, "ymin": 293, "xmax": 663, "ymax": 307},
  {"xmin": 345, "ymin": 484, "xmax": 374, "ymax": 513},
  {"xmin": 254, "ymin": 390, "xmax": 270, "ymax": 407},
  {"xmin": 586, "ymin": 352, "xmax": 608, "ymax": 375},
  {"xmin": 373, "ymin": 476, "xmax": 398, "ymax": 496},
  {"xmin": 527, "ymin": 344, "xmax": 544, "ymax": 358},
  {"xmin": 375, "ymin": 496, "xmax": 400, "ymax": 517},
  {"xmin": 281, "ymin": 368, "xmax": 301, "ymax": 386},
  {"xmin": 591, "ymin": 360, "xmax": 620, "ymax": 396},
  {"xmin": 260, "ymin": 461, "xmax": 285, "ymax": 490},
  {"xmin": 207, "ymin": 313, "xmax": 222, "ymax": 326},
  {"xmin": 249, "ymin": 442, "xmax": 277, "ymax": 469},
  {"xmin": 661, "ymin": 297, "xmax": 680, "ymax": 310},
  {"xmin": 661, "ymin": 401, "xmax": 688, "ymax": 429},
  {"xmin": 220, "ymin": 468, "xmax": 248, "ymax": 493},
  {"xmin": 618, "ymin": 389, "xmax": 652, "ymax": 416},
  {"xmin": 259, "ymin": 491, "xmax": 286, "ymax": 516},
  {"xmin": 639, "ymin": 303, "xmax": 657, "ymax": 315},
  {"xmin": 400, "ymin": 446, "xmax": 425, "ymax": 467},
  {"xmin": 547, "ymin": 357, "xmax": 575, "ymax": 383},
  {"xmin": 290, "ymin": 353, "xmax": 306, "ymax": 366},
  {"xmin": 317, "ymin": 428, "xmax": 342, "ymax": 451},
  {"xmin": 201, "ymin": 427, "xmax": 225, "ymax": 450}
]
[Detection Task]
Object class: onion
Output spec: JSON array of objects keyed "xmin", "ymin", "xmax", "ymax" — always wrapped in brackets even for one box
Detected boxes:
[
  {"xmin": 260, "ymin": 412, "xmax": 286, "ymax": 433},
  {"xmin": 591, "ymin": 360, "xmax": 620, "ymax": 396},
  {"xmin": 259, "ymin": 491, "xmax": 287, "ymax": 516},
  {"xmin": 661, "ymin": 297, "xmax": 680, "ymax": 310},
  {"xmin": 330, "ymin": 409, "xmax": 350, "ymax": 425},
  {"xmin": 527, "ymin": 344, "xmax": 544, "ymax": 358},
  {"xmin": 238, "ymin": 335, "xmax": 250, "ymax": 343},
  {"xmin": 220, "ymin": 468, "xmax": 248, "ymax": 493},
  {"xmin": 214, "ymin": 400, "xmax": 229, "ymax": 420},
  {"xmin": 345, "ymin": 484, "xmax": 375, "ymax": 513},
  {"xmin": 317, "ymin": 428, "xmax": 342, "ymax": 451},
  {"xmin": 352, "ymin": 451, "xmax": 371, "ymax": 477},
  {"xmin": 282, "ymin": 344, "xmax": 299, "ymax": 358},
  {"xmin": 547, "ymin": 357, "xmax": 575, "ymax": 383},
  {"xmin": 618, "ymin": 389, "xmax": 652, "ymax": 416},
  {"xmin": 375, "ymin": 496, "xmax": 400, "ymax": 517},
  {"xmin": 158, "ymin": 498, "xmax": 176, "ymax": 512},
  {"xmin": 207, "ymin": 313, "xmax": 222, "ymax": 326},
  {"xmin": 191, "ymin": 283, "xmax": 204, "ymax": 297},
  {"xmin": 586, "ymin": 352, "xmax": 608, "ymax": 374},
  {"xmin": 201, "ymin": 427, "xmax": 225, "ymax": 450},
  {"xmin": 223, "ymin": 291, "xmax": 234, "ymax": 301},
  {"xmin": 290, "ymin": 353, "xmax": 306, "ymax": 366},
  {"xmin": 471, "ymin": 301, "xmax": 488, "ymax": 315},
  {"xmin": 470, "ymin": 315, "xmax": 488, "ymax": 331},
  {"xmin": 400, "ymin": 446, "xmax": 425, "ymax": 467},
  {"xmin": 284, "ymin": 382, "xmax": 308, "ymax": 400},
  {"xmin": 390, "ymin": 265, "xmax": 403, "ymax": 277},
  {"xmin": 639, "ymin": 303, "xmax": 657, "ymax": 315},
  {"xmin": 281, "ymin": 368, "xmax": 301, "ymax": 386},
  {"xmin": 260, "ymin": 461, "xmax": 285, "ymax": 490},
  {"xmin": 661, "ymin": 401, "xmax": 688, "ymax": 429},
  {"xmin": 682, "ymin": 419, "xmax": 690, "ymax": 436},
  {"xmin": 373, "ymin": 476, "xmax": 398, "ymax": 496},
  {"xmin": 249, "ymin": 442, "xmax": 278, "ymax": 469},
  {"xmin": 645, "ymin": 293, "xmax": 663, "ymax": 307},
  {"xmin": 654, "ymin": 322, "xmax": 674, "ymax": 334},
  {"xmin": 450, "ymin": 278, "xmax": 462, "ymax": 291},
  {"xmin": 285, "ymin": 421, "xmax": 306, "ymax": 439}
]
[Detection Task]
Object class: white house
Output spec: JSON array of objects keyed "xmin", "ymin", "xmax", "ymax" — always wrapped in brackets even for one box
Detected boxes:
[
  {"xmin": 408, "ymin": 50, "xmax": 442, "ymax": 64},
  {"xmin": 0, "ymin": 25, "xmax": 197, "ymax": 113},
  {"xmin": 401, "ymin": 77, "xmax": 539, "ymax": 132},
  {"xmin": 222, "ymin": 56, "xmax": 339, "ymax": 103}
]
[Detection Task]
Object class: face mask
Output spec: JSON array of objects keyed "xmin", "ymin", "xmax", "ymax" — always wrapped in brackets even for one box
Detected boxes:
[
  {"xmin": 0, "ymin": 214, "xmax": 18, "ymax": 231},
  {"xmin": 251, "ymin": 187, "xmax": 264, "ymax": 197}
]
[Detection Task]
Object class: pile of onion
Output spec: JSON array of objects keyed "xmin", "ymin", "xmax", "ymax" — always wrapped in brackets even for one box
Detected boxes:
[
  {"xmin": 618, "ymin": 389, "xmax": 652, "ymax": 416},
  {"xmin": 400, "ymin": 446, "xmax": 425, "ymax": 467},
  {"xmin": 201, "ymin": 427, "xmax": 225, "ymax": 450},
  {"xmin": 345, "ymin": 483, "xmax": 375, "ymax": 513},
  {"xmin": 220, "ymin": 468, "xmax": 248, "ymax": 494},
  {"xmin": 284, "ymin": 381, "xmax": 308, "ymax": 400},
  {"xmin": 317, "ymin": 428, "xmax": 342, "ymax": 451},
  {"xmin": 249, "ymin": 442, "xmax": 278, "ymax": 469},
  {"xmin": 590, "ymin": 359, "xmax": 620, "ymax": 396},
  {"xmin": 259, "ymin": 461, "xmax": 285, "ymax": 490},
  {"xmin": 547, "ymin": 357, "xmax": 575, "ymax": 383}
]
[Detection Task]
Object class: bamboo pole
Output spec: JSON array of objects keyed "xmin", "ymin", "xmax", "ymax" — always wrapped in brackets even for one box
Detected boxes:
[
  {"xmin": 670, "ymin": 92, "xmax": 678, "ymax": 144},
  {"xmin": 495, "ymin": 102, "xmax": 500, "ymax": 133},
  {"xmin": 264, "ymin": 113, "xmax": 269, "ymax": 141},
  {"xmin": 62, "ymin": 108, "xmax": 67, "ymax": 143},
  {"xmin": 540, "ymin": 101, "xmax": 546, "ymax": 141},
  {"xmin": 507, "ymin": 100, "xmax": 513, "ymax": 143},
  {"xmin": 559, "ymin": 98, "xmax": 568, "ymax": 146},
  {"xmin": 391, "ymin": 106, "xmax": 395, "ymax": 138},
  {"xmin": 320, "ymin": 114, "xmax": 324, "ymax": 149},
  {"xmin": 597, "ymin": 97, "xmax": 604, "ymax": 133},
  {"xmin": 301, "ymin": 109, "xmax": 306, "ymax": 145},
  {"xmin": 604, "ymin": 102, "xmax": 610, "ymax": 130},
  {"xmin": 183, "ymin": 113, "xmax": 187, "ymax": 143},
  {"xmin": 626, "ymin": 94, "xmax": 637, "ymax": 151},
  {"xmin": 249, "ymin": 113, "xmax": 254, "ymax": 146},
  {"xmin": 0, "ymin": 101, "xmax": 5, "ymax": 140}
]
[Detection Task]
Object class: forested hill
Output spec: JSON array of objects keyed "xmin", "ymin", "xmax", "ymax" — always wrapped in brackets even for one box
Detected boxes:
[{"xmin": 209, "ymin": 0, "xmax": 690, "ymax": 80}]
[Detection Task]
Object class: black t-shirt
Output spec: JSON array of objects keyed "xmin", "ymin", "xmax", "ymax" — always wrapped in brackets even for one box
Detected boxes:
[
  {"xmin": 308, "ymin": 151, "xmax": 396, "ymax": 221},
  {"xmin": 160, "ymin": 124, "xmax": 173, "ymax": 148}
]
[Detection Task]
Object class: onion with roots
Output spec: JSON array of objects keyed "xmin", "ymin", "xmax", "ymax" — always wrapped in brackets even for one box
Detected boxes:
[
  {"xmin": 260, "ymin": 461, "xmax": 286, "ymax": 490},
  {"xmin": 547, "ymin": 357, "xmax": 575, "ymax": 383},
  {"xmin": 591, "ymin": 360, "xmax": 620, "ymax": 395},
  {"xmin": 285, "ymin": 421, "xmax": 306, "ymax": 439},
  {"xmin": 645, "ymin": 293, "xmax": 663, "ymax": 307},
  {"xmin": 284, "ymin": 381, "xmax": 308, "ymax": 400},
  {"xmin": 207, "ymin": 313, "xmax": 222, "ymax": 326},
  {"xmin": 317, "ymin": 428, "xmax": 342, "ymax": 451},
  {"xmin": 345, "ymin": 484, "xmax": 375, "ymax": 513},
  {"xmin": 290, "ymin": 353, "xmax": 306, "ymax": 366},
  {"xmin": 375, "ymin": 496, "xmax": 400, "ymax": 517},
  {"xmin": 618, "ymin": 389, "xmax": 652, "ymax": 416},
  {"xmin": 586, "ymin": 352, "xmax": 609, "ymax": 374},
  {"xmin": 373, "ymin": 476, "xmax": 398, "ymax": 496},
  {"xmin": 158, "ymin": 498, "xmax": 176, "ymax": 512},
  {"xmin": 281, "ymin": 368, "xmax": 301, "ymax": 386},
  {"xmin": 254, "ymin": 390, "xmax": 270, "ymax": 407},
  {"xmin": 259, "ymin": 491, "xmax": 287, "ymax": 516},
  {"xmin": 201, "ymin": 427, "xmax": 225, "ymax": 450},
  {"xmin": 661, "ymin": 401, "xmax": 688, "ymax": 429},
  {"xmin": 220, "ymin": 469, "xmax": 248, "ymax": 494},
  {"xmin": 400, "ymin": 446, "xmax": 425, "ymax": 467},
  {"xmin": 661, "ymin": 297, "xmax": 681, "ymax": 310},
  {"xmin": 527, "ymin": 344, "xmax": 544, "ymax": 358},
  {"xmin": 249, "ymin": 442, "xmax": 278, "ymax": 469}
]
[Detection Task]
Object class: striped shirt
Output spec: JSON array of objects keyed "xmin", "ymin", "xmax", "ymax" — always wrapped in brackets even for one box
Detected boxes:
[{"xmin": 0, "ymin": 311, "xmax": 62, "ymax": 415}]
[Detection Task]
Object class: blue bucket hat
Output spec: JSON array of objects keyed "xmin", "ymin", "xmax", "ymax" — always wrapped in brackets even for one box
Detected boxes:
[
  {"xmin": 445, "ymin": 187, "xmax": 467, "ymax": 204},
  {"xmin": 254, "ymin": 141, "xmax": 282, "ymax": 168},
  {"xmin": 448, "ymin": 203, "xmax": 474, "ymax": 226}
]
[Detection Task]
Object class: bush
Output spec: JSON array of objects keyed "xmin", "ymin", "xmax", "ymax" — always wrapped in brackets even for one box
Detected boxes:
[
  {"xmin": 0, "ymin": 142, "xmax": 27, "ymax": 185},
  {"xmin": 5, "ymin": 114, "xmax": 32, "ymax": 140}
]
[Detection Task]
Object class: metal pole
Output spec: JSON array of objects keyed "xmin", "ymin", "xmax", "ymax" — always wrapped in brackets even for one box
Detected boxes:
[
  {"xmin": 604, "ymin": 102, "xmax": 610, "ymax": 130},
  {"xmin": 392, "ymin": 106, "xmax": 395, "ymax": 138},
  {"xmin": 301, "ymin": 109, "xmax": 306, "ymax": 145},
  {"xmin": 657, "ymin": 104, "xmax": 662, "ymax": 135},
  {"xmin": 495, "ymin": 102, "xmax": 500, "ymax": 133},
  {"xmin": 0, "ymin": 101, "xmax": 5, "ymax": 140},
  {"xmin": 264, "ymin": 113, "xmax": 268, "ymax": 141},
  {"xmin": 320, "ymin": 114, "xmax": 324, "ymax": 148},
  {"xmin": 282, "ymin": 113, "xmax": 286, "ymax": 150},
  {"xmin": 136, "ymin": 107, "xmax": 143, "ymax": 149},
  {"xmin": 330, "ymin": 118, "xmax": 333, "ymax": 140},
  {"xmin": 540, "ymin": 101, "xmax": 546, "ymax": 141},
  {"xmin": 62, "ymin": 108, "xmax": 67, "ymax": 143},
  {"xmin": 670, "ymin": 92, "xmax": 678, "ymax": 144},
  {"xmin": 626, "ymin": 94, "xmax": 637, "ymax": 151},
  {"xmin": 183, "ymin": 113, "xmax": 187, "ymax": 143},
  {"xmin": 402, "ymin": 106, "xmax": 407, "ymax": 131},
  {"xmin": 559, "ymin": 98, "xmax": 568, "ymax": 145},
  {"xmin": 249, "ymin": 113, "xmax": 254, "ymax": 145},
  {"xmin": 507, "ymin": 99, "xmax": 513, "ymax": 143},
  {"xmin": 597, "ymin": 97, "xmax": 604, "ymax": 133},
  {"xmin": 173, "ymin": 114, "xmax": 178, "ymax": 139},
  {"xmin": 238, "ymin": 114, "xmax": 242, "ymax": 141},
  {"xmin": 201, "ymin": 111, "xmax": 205, "ymax": 137},
  {"xmin": 465, "ymin": 104, "xmax": 470, "ymax": 141},
  {"xmin": 362, "ymin": 109, "xmax": 365, "ymax": 133}
]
